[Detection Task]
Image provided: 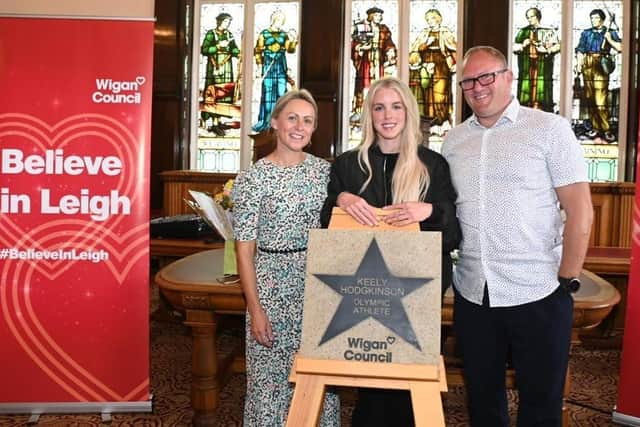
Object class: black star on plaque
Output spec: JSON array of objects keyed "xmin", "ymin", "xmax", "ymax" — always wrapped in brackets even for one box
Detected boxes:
[{"xmin": 314, "ymin": 238, "xmax": 432, "ymax": 350}]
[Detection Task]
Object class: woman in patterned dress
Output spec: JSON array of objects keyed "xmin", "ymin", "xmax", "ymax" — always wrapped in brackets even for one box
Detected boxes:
[{"xmin": 232, "ymin": 89, "xmax": 340, "ymax": 426}]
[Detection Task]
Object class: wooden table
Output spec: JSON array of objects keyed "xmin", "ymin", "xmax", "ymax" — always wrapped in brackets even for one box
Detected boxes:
[
  {"xmin": 150, "ymin": 237, "xmax": 224, "ymax": 267},
  {"xmin": 156, "ymin": 249, "xmax": 621, "ymax": 426},
  {"xmin": 151, "ymin": 237, "xmax": 224, "ymax": 258}
]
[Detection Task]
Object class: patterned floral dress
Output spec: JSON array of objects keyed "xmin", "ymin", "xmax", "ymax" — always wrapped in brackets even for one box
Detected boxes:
[{"xmin": 232, "ymin": 154, "xmax": 340, "ymax": 427}]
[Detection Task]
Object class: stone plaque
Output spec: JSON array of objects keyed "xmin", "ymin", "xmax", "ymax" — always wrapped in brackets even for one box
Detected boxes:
[{"xmin": 300, "ymin": 229, "xmax": 442, "ymax": 365}]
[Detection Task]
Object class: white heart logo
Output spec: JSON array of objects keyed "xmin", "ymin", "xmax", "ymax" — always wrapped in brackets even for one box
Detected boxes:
[{"xmin": 135, "ymin": 76, "xmax": 146, "ymax": 85}]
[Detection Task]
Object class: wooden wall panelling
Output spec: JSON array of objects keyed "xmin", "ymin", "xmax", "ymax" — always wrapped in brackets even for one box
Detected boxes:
[
  {"xmin": 312, "ymin": 92, "xmax": 339, "ymax": 159},
  {"xmin": 151, "ymin": 0, "xmax": 192, "ymax": 211},
  {"xmin": 151, "ymin": 99, "xmax": 182, "ymax": 209},
  {"xmin": 160, "ymin": 170, "xmax": 236, "ymax": 216},
  {"xmin": 460, "ymin": 0, "xmax": 510, "ymax": 120},
  {"xmin": 299, "ymin": 0, "xmax": 344, "ymax": 159},
  {"xmin": 613, "ymin": 183, "xmax": 635, "ymax": 247},
  {"xmin": 589, "ymin": 183, "xmax": 635, "ymax": 248},
  {"xmin": 623, "ymin": 0, "xmax": 640, "ymax": 180},
  {"xmin": 589, "ymin": 185, "xmax": 614, "ymax": 247}
]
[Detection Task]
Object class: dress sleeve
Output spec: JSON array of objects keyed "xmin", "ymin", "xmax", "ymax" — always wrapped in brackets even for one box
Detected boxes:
[
  {"xmin": 231, "ymin": 169, "xmax": 261, "ymax": 241},
  {"xmin": 419, "ymin": 154, "xmax": 462, "ymax": 254}
]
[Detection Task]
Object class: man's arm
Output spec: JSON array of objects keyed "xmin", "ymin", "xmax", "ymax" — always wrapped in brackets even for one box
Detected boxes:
[{"xmin": 555, "ymin": 182, "xmax": 593, "ymax": 277}]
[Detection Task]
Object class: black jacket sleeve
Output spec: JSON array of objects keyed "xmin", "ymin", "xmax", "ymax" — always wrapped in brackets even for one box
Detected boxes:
[{"xmin": 320, "ymin": 153, "xmax": 352, "ymax": 228}]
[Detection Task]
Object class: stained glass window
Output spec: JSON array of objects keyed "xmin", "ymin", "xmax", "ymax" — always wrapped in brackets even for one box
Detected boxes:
[
  {"xmin": 571, "ymin": 0, "xmax": 624, "ymax": 181},
  {"xmin": 511, "ymin": 1, "xmax": 562, "ymax": 114},
  {"xmin": 192, "ymin": 0, "xmax": 300, "ymax": 172},
  {"xmin": 251, "ymin": 2, "xmax": 300, "ymax": 133},
  {"xmin": 508, "ymin": 0, "xmax": 628, "ymax": 182},
  {"xmin": 343, "ymin": 0, "xmax": 462, "ymax": 153},
  {"xmin": 195, "ymin": 2, "xmax": 244, "ymax": 172},
  {"xmin": 409, "ymin": 1, "xmax": 459, "ymax": 152},
  {"xmin": 346, "ymin": 0, "xmax": 400, "ymax": 150}
]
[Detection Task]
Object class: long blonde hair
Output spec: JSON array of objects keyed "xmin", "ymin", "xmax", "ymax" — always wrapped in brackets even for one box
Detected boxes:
[{"xmin": 356, "ymin": 77, "xmax": 429, "ymax": 203}]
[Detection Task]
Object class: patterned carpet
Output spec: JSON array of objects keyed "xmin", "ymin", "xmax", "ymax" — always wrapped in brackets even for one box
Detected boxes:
[{"xmin": 0, "ymin": 305, "xmax": 623, "ymax": 426}]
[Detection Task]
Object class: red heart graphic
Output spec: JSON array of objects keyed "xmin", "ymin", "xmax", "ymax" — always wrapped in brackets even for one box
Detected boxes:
[{"xmin": 0, "ymin": 113, "xmax": 149, "ymax": 401}]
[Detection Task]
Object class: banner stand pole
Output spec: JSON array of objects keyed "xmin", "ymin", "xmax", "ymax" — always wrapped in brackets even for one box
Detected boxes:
[
  {"xmin": 612, "ymin": 410, "xmax": 640, "ymax": 427},
  {"xmin": 0, "ymin": 398, "xmax": 153, "ymax": 416}
]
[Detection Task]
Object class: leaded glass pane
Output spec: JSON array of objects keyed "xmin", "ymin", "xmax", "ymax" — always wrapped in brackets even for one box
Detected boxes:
[
  {"xmin": 571, "ymin": 1, "xmax": 623, "ymax": 182},
  {"xmin": 196, "ymin": 2, "xmax": 244, "ymax": 171},
  {"xmin": 511, "ymin": 1, "xmax": 562, "ymax": 114},
  {"xmin": 251, "ymin": 2, "xmax": 300, "ymax": 134},
  {"xmin": 347, "ymin": 1, "xmax": 399, "ymax": 149},
  {"xmin": 409, "ymin": 1, "xmax": 459, "ymax": 152}
]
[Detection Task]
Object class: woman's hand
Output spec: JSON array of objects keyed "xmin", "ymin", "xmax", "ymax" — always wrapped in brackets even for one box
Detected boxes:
[
  {"xmin": 382, "ymin": 201, "xmax": 433, "ymax": 226},
  {"xmin": 337, "ymin": 192, "xmax": 379, "ymax": 226},
  {"xmin": 248, "ymin": 304, "xmax": 274, "ymax": 348}
]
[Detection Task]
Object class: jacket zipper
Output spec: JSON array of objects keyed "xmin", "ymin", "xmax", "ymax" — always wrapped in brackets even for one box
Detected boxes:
[{"xmin": 383, "ymin": 155, "xmax": 388, "ymax": 205}]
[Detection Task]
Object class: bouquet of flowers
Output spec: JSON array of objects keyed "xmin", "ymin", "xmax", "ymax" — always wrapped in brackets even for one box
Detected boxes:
[
  {"xmin": 185, "ymin": 179, "xmax": 234, "ymax": 241},
  {"xmin": 185, "ymin": 179, "xmax": 237, "ymax": 275}
]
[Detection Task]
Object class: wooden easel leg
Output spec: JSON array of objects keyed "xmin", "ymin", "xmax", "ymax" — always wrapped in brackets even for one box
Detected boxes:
[
  {"xmin": 286, "ymin": 373, "xmax": 326, "ymax": 427},
  {"xmin": 410, "ymin": 381, "xmax": 445, "ymax": 427}
]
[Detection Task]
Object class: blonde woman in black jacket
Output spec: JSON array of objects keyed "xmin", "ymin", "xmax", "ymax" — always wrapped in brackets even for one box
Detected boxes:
[{"xmin": 320, "ymin": 76, "xmax": 461, "ymax": 427}]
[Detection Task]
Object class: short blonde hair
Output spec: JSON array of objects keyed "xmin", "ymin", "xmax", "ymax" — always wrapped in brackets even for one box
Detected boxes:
[
  {"xmin": 463, "ymin": 45, "xmax": 507, "ymax": 68},
  {"xmin": 270, "ymin": 89, "xmax": 318, "ymax": 130}
]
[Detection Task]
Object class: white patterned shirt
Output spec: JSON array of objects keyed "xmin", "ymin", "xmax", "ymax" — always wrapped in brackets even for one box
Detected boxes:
[{"xmin": 441, "ymin": 98, "xmax": 588, "ymax": 307}]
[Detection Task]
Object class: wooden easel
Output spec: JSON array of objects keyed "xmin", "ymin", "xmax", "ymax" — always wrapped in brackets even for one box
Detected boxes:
[
  {"xmin": 286, "ymin": 208, "xmax": 447, "ymax": 426},
  {"xmin": 327, "ymin": 207, "xmax": 419, "ymax": 231},
  {"xmin": 286, "ymin": 356, "xmax": 447, "ymax": 427}
]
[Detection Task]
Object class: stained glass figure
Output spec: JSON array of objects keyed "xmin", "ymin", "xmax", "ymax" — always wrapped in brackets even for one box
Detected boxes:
[
  {"xmin": 512, "ymin": 6, "xmax": 560, "ymax": 112},
  {"xmin": 350, "ymin": 6, "xmax": 398, "ymax": 124},
  {"xmin": 201, "ymin": 12, "xmax": 242, "ymax": 136},
  {"xmin": 196, "ymin": 2, "xmax": 244, "ymax": 172},
  {"xmin": 251, "ymin": 9, "xmax": 299, "ymax": 133},
  {"xmin": 407, "ymin": 1, "xmax": 458, "ymax": 152},
  {"xmin": 409, "ymin": 8, "xmax": 457, "ymax": 127},
  {"xmin": 574, "ymin": 7, "xmax": 622, "ymax": 143},
  {"xmin": 571, "ymin": 1, "xmax": 624, "ymax": 182}
]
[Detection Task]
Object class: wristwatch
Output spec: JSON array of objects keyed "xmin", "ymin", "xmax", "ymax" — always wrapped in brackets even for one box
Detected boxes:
[{"xmin": 558, "ymin": 276, "xmax": 581, "ymax": 293}]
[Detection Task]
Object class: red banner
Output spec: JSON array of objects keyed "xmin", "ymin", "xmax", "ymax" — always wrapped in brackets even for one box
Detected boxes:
[
  {"xmin": 614, "ymin": 95, "xmax": 640, "ymax": 422},
  {"xmin": 0, "ymin": 17, "xmax": 152, "ymax": 405}
]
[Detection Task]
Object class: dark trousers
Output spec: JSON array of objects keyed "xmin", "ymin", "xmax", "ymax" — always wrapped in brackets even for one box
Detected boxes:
[
  {"xmin": 351, "ymin": 388, "xmax": 414, "ymax": 427},
  {"xmin": 453, "ymin": 285, "xmax": 573, "ymax": 427}
]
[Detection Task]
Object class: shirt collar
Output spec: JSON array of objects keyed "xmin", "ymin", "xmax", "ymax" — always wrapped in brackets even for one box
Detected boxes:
[{"xmin": 468, "ymin": 96, "xmax": 519, "ymax": 129}]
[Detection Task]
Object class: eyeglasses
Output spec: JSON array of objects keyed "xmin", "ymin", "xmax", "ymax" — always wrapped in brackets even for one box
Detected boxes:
[{"xmin": 458, "ymin": 69, "xmax": 508, "ymax": 91}]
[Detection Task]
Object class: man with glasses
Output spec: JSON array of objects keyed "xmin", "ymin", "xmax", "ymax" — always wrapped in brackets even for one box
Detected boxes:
[{"xmin": 442, "ymin": 46, "xmax": 593, "ymax": 426}]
